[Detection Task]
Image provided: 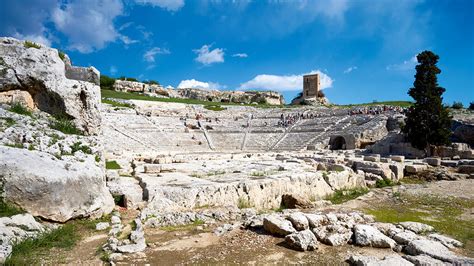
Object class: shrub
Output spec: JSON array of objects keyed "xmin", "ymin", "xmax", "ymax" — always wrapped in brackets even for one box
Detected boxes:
[
  {"xmin": 58, "ymin": 50, "xmax": 66, "ymax": 61},
  {"xmin": 49, "ymin": 115, "xmax": 82, "ymax": 135},
  {"xmin": 9, "ymin": 102, "xmax": 32, "ymax": 116},
  {"xmin": 237, "ymin": 197, "xmax": 252, "ymax": 209},
  {"xmin": 375, "ymin": 179, "xmax": 395, "ymax": 188},
  {"xmin": 100, "ymin": 75, "xmax": 116, "ymax": 90},
  {"xmin": 317, "ymin": 90, "xmax": 325, "ymax": 98},
  {"xmin": 119, "ymin": 76, "xmax": 138, "ymax": 82},
  {"xmin": 469, "ymin": 102, "xmax": 474, "ymax": 111},
  {"xmin": 106, "ymin": 160, "xmax": 121, "ymax": 169},
  {"xmin": 24, "ymin": 40, "xmax": 41, "ymax": 49},
  {"xmin": 70, "ymin": 142, "xmax": 92, "ymax": 154},
  {"xmin": 452, "ymin": 101, "xmax": 464, "ymax": 109}
]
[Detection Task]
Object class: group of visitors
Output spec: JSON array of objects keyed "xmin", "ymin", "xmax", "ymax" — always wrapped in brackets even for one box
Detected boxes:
[{"xmin": 348, "ymin": 105, "xmax": 406, "ymax": 116}]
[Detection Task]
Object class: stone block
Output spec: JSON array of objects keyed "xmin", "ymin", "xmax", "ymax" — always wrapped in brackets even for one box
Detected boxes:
[
  {"xmin": 424, "ymin": 157, "xmax": 441, "ymax": 167},
  {"xmin": 144, "ymin": 164, "xmax": 161, "ymax": 173},
  {"xmin": 405, "ymin": 164, "xmax": 428, "ymax": 174},
  {"xmin": 441, "ymin": 160, "xmax": 458, "ymax": 167},
  {"xmin": 389, "ymin": 164, "xmax": 404, "ymax": 180},
  {"xmin": 364, "ymin": 155, "xmax": 380, "ymax": 162},
  {"xmin": 390, "ymin": 155, "xmax": 405, "ymax": 163},
  {"xmin": 458, "ymin": 165, "xmax": 474, "ymax": 174},
  {"xmin": 380, "ymin": 158, "xmax": 392, "ymax": 163}
]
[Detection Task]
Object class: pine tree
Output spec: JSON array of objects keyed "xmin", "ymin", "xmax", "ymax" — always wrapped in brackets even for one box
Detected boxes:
[{"xmin": 403, "ymin": 51, "xmax": 452, "ymax": 150}]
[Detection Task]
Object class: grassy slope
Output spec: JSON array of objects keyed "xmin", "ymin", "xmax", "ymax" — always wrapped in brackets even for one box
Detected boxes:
[{"xmin": 101, "ymin": 89, "xmax": 285, "ymax": 109}]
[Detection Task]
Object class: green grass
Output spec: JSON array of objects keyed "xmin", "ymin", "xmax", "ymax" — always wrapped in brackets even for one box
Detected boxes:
[
  {"xmin": 0, "ymin": 117, "xmax": 16, "ymax": 127},
  {"xmin": 375, "ymin": 179, "xmax": 397, "ymax": 188},
  {"xmin": 335, "ymin": 101, "xmax": 413, "ymax": 108},
  {"xmin": 106, "ymin": 160, "xmax": 121, "ymax": 169},
  {"xmin": 0, "ymin": 200, "xmax": 24, "ymax": 217},
  {"xmin": 24, "ymin": 40, "xmax": 41, "ymax": 49},
  {"xmin": 400, "ymin": 177, "xmax": 426, "ymax": 184},
  {"xmin": 101, "ymin": 89, "xmax": 284, "ymax": 108},
  {"xmin": 160, "ymin": 219, "xmax": 205, "ymax": 232},
  {"xmin": 102, "ymin": 99, "xmax": 134, "ymax": 108},
  {"xmin": 70, "ymin": 142, "xmax": 92, "ymax": 154},
  {"xmin": 5, "ymin": 215, "xmax": 110, "ymax": 265},
  {"xmin": 4, "ymin": 142, "xmax": 24, "ymax": 149},
  {"xmin": 49, "ymin": 115, "xmax": 82, "ymax": 135},
  {"xmin": 5, "ymin": 223, "xmax": 78, "ymax": 265},
  {"xmin": 9, "ymin": 102, "xmax": 32, "ymax": 116},
  {"xmin": 204, "ymin": 105, "xmax": 226, "ymax": 111},
  {"xmin": 325, "ymin": 187, "xmax": 370, "ymax": 204},
  {"xmin": 366, "ymin": 193, "xmax": 474, "ymax": 253},
  {"xmin": 237, "ymin": 196, "xmax": 252, "ymax": 209}
]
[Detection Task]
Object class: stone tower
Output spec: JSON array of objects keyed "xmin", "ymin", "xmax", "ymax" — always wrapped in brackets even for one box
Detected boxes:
[{"xmin": 303, "ymin": 74, "xmax": 320, "ymax": 98}]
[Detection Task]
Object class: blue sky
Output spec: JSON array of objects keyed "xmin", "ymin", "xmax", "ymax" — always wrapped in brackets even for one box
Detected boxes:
[{"xmin": 1, "ymin": 0, "xmax": 473, "ymax": 105}]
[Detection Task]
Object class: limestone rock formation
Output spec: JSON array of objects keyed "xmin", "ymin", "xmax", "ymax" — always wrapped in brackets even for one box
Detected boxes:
[
  {"xmin": 0, "ymin": 146, "xmax": 114, "ymax": 222},
  {"xmin": 348, "ymin": 254, "xmax": 413, "ymax": 266},
  {"xmin": 112, "ymin": 80, "xmax": 285, "ymax": 105},
  {"xmin": 263, "ymin": 215, "xmax": 297, "ymax": 236},
  {"xmin": 284, "ymin": 229, "xmax": 318, "ymax": 251},
  {"xmin": 0, "ymin": 37, "xmax": 101, "ymax": 135},
  {"xmin": 353, "ymin": 224, "xmax": 396, "ymax": 248}
]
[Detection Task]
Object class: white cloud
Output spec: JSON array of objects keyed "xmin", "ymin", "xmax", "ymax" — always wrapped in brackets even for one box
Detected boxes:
[
  {"xmin": 110, "ymin": 65, "xmax": 118, "ymax": 75},
  {"xmin": 135, "ymin": 0, "xmax": 185, "ymax": 11},
  {"xmin": 177, "ymin": 79, "xmax": 221, "ymax": 90},
  {"xmin": 143, "ymin": 47, "xmax": 170, "ymax": 63},
  {"xmin": 232, "ymin": 53, "xmax": 248, "ymax": 58},
  {"xmin": 239, "ymin": 70, "xmax": 333, "ymax": 92},
  {"xmin": 386, "ymin": 55, "xmax": 417, "ymax": 71},
  {"xmin": 343, "ymin": 66, "xmax": 357, "ymax": 74},
  {"xmin": 13, "ymin": 32, "xmax": 51, "ymax": 47},
  {"xmin": 193, "ymin": 44, "xmax": 224, "ymax": 66},
  {"xmin": 119, "ymin": 35, "xmax": 139, "ymax": 45},
  {"xmin": 51, "ymin": 0, "xmax": 124, "ymax": 53}
]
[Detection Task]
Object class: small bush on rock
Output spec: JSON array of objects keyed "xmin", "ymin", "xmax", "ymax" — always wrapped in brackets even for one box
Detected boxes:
[
  {"xmin": 49, "ymin": 115, "xmax": 82, "ymax": 135},
  {"xmin": 58, "ymin": 50, "xmax": 66, "ymax": 61},
  {"xmin": 70, "ymin": 142, "xmax": 92, "ymax": 154},
  {"xmin": 9, "ymin": 102, "xmax": 32, "ymax": 116},
  {"xmin": 24, "ymin": 40, "xmax": 41, "ymax": 49}
]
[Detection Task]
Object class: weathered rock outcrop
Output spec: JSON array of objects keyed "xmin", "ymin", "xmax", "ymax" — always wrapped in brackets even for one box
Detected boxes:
[
  {"xmin": 0, "ymin": 146, "xmax": 114, "ymax": 222},
  {"xmin": 0, "ymin": 37, "xmax": 101, "ymax": 135},
  {"xmin": 113, "ymin": 80, "xmax": 285, "ymax": 105}
]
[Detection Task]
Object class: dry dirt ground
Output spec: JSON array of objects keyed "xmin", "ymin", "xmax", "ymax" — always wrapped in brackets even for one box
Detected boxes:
[{"xmin": 48, "ymin": 179, "xmax": 474, "ymax": 265}]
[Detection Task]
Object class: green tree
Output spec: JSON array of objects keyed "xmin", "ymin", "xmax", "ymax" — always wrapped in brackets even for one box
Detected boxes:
[
  {"xmin": 451, "ymin": 101, "xmax": 463, "ymax": 109},
  {"xmin": 469, "ymin": 102, "xmax": 474, "ymax": 110},
  {"xmin": 402, "ymin": 51, "xmax": 452, "ymax": 150},
  {"xmin": 100, "ymin": 75, "xmax": 116, "ymax": 90}
]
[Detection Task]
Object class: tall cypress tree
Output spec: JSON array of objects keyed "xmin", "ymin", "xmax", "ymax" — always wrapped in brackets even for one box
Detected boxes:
[{"xmin": 403, "ymin": 51, "xmax": 452, "ymax": 150}]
